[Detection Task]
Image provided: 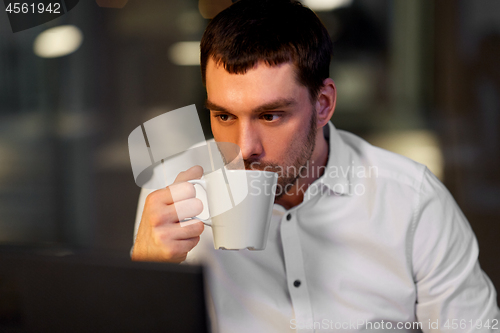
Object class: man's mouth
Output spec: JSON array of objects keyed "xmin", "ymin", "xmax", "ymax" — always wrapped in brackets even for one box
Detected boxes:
[{"xmin": 244, "ymin": 160, "xmax": 280, "ymax": 171}]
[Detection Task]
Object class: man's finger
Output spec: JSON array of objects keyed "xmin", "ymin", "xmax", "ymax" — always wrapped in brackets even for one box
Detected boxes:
[
  {"xmin": 173, "ymin": 198, "xmax": 204, "ymax": 221},
  {"xmin": 173, "ymin": 165, "xmax": 204, "ymax": 184},
  {"xmin": 172, "ymin": 220, "xmax": 204, "ymax": 240},
  {"xmin": 154, "ymin": 219, "xmax": 204, "ymax": 241},
  {"xmin": 146, "ymin": 179, "xmax": 198, "ymax": 207},
  {"xmin": 169, "ymin": 182, "xmax": 197, "ymax": 203}
]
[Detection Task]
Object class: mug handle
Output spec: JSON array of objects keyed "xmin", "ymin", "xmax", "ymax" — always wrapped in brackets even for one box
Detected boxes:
[{"xmin": 180, "ymin": 179, "xmax": 212, "ymax": 226}]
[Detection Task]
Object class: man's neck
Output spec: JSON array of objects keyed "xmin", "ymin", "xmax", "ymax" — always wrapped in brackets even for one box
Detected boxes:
[{"xmin": 275, "ymin": 129, "xmax": 330, "ymax": 210}]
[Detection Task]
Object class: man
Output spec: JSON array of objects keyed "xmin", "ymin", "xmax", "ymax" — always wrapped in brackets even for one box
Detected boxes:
[{"xmin": 132, "ymin": 0, "xmax": 500, "ymax": 331}]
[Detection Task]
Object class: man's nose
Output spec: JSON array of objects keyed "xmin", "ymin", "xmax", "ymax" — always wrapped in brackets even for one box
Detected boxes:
[{"xmin": 236, "ymin": 122, "xmax": 264, "ymax": 161}]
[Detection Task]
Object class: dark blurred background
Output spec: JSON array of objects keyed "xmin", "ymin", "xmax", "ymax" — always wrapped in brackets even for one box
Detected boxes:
[{"xmin": 0, "ymin": 0, "xmax": 499, "ymax": 302}]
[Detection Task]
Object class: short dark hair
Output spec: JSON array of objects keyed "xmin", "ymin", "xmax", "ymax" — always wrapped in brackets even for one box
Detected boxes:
[{"xmin": 200, "ymin": 0, "xmax": 333, "ymax": 102}]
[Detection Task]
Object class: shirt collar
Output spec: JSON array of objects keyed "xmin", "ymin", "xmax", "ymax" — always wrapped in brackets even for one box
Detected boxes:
[{"xmin": 315, "ymin": 122, "xmax": 352, "ymax": 196}]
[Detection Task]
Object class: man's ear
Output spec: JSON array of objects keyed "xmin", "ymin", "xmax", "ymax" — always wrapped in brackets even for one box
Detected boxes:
[{"xmin": 315, "ymin": 78, "xmax": 336, "ymax": 128}]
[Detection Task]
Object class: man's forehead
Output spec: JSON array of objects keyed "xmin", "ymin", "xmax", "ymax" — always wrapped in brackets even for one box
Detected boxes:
[
  {"xmin": 206, "ymin": 57, "xmax": 297, "ymax": 77},
  {"xmin": 205, "ymin": 57, "xmax": 311, "ymax": 112}
]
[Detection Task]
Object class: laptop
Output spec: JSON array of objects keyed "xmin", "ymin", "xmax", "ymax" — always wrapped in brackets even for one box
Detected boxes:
[{"xmin": 0, "ymin": 247, "xmax": 210, "ymax": 333}]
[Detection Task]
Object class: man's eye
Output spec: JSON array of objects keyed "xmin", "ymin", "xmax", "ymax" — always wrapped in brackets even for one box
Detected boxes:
[
  {"xmin": 215, "ymin": 114, "xmax": 234, "ymax": 121},
  {"xmin": 262, "ymin": 114, "xmax": 279, "ymax": 122}
]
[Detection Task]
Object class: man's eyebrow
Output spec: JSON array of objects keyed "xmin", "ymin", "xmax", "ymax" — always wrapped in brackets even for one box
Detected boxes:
[
  {"xmin": 205, "ymin": 98, "xmax": 297, "ymax": 113},
  {"xmin": 205, "ymin": 100, "xmax": 228, "ymax": 112}
]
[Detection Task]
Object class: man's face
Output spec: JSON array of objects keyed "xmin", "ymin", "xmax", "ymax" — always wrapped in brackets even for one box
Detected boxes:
[{"xmin": 205, "ymin": 58, "xmax": 317, "ymax": 198}]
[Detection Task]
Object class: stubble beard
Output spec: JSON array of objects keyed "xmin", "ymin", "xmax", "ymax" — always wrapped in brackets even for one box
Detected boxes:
[{"xmin": 244, "ymin": 108, "xmax": 317, "ymax": 200}]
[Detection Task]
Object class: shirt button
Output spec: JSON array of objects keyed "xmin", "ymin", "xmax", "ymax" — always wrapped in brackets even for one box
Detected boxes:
[
  {"xmin": 293, "ymin": 280, "xmax": 301, "ymax": 288},
  {"xmin": 286, "ymin": 213, "xmax": 292, "ymax": 221}
]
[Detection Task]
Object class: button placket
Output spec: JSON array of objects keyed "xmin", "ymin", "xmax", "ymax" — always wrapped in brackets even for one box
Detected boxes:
[{"xmin": 280, "ymin": 212, "xmax": 314, "ymax": 332}]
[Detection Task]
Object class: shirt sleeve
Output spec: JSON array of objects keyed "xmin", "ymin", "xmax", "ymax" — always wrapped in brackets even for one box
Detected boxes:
[{"xmin": 412, "ymin": 168, "xmax": 500, "ymax": 331}]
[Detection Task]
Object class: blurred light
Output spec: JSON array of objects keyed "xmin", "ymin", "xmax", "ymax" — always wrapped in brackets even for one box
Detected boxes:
[
  {"xmin": 95, "ymin": 142, "xmax": 131, "ymax": 171},
  {"xmin": 366, "ymin": 130, "xmax": 444, "ymax": 180},
  {"xmin": 332, "ymin": 62, "xmax": 376, "ymax": 112},
  {"xmin": 177, "ymin": 11, "xmax": 204, "ymax": 34},
  {"xmin": 57, "ymin": 113, "xmax": 95, "ymax": 138},
  {"xmin": 198, "ymin": 0, "xmax": 233, "ymax": 19},
  {"xmin": 0, "ymin": 141, "xmax": 21, "ymax": 181},
  {"xmin": 33, "ymin": 25, "xmax": 83, "ymax": 58},
  {"xmin": 168, "ymin": 42, "xmax": 201, "ymax": 66},
  {"xmin": 302, "ymin": 0, "xmax": 353, "ymax": 11}
]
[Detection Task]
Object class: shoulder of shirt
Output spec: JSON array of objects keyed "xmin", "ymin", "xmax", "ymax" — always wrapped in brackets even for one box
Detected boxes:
[{"xmin": 336, "ymin": 129, "xmax": 430, "ymax": 192}]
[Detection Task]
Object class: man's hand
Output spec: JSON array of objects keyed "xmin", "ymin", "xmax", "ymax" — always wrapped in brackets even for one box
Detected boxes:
[{"xmin": 132, "ymin": 165, "xmax": 205, "ymax": 263}]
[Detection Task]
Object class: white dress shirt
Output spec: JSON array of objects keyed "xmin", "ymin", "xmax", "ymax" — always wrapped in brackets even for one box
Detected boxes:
[{"xmin": 134, "ymin": 122, "xmax": 500, "ymax": 333}]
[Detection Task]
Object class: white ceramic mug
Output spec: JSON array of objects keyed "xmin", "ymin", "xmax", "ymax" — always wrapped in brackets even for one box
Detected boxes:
[{"xmin": 187, "ymin": 169, "xmax": 278, "ymax": 250}]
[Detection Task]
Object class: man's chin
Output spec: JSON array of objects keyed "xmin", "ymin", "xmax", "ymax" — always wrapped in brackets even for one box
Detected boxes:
[{"xmin": 273, "ymin": 177, "xmax": 300, "ymax": 200}]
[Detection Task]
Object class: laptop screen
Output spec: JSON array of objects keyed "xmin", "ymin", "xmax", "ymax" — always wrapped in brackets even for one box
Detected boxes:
[{"xmin": 0, "ymin": 248, "xmax": 209, "ymax": 333}]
